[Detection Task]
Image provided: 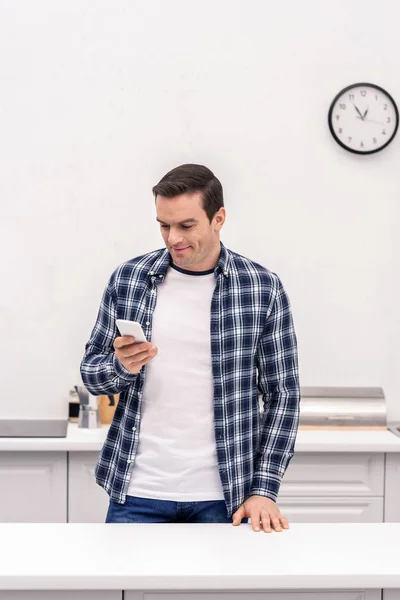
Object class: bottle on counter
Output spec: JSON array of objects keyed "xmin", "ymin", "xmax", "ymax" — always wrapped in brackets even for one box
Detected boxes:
[
  {"xmin": 68, "ymin": 389, "xmax": 80, "ymax": 423},
  {"xmin": 75, "ymin": 385, "xmax": 101, "ymax": 429}
]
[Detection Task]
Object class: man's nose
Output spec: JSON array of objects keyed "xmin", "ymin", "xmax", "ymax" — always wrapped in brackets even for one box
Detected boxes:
[{"xmin": 168, "ymin": 230, "xmax": 184, "ymax": 246}]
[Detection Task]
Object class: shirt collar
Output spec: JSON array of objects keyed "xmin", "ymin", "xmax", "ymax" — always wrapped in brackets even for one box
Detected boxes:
[{"xmin": 148, "ymin": 241, "xmax": 231, "ymax": 281}]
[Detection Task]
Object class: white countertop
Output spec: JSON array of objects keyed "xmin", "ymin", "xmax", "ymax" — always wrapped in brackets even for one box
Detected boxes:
[
  {"xmin": 0, "ymin": 522, "xmax": 399, "ymax": 590},
  {"xmin": 0, "ymin": 422, "xmax": 400, "ymax": 452}
]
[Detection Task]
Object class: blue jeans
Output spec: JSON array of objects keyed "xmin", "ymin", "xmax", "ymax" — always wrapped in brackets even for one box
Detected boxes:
[{"xmin": 106, "ymin": 495, "xmax": 249, "ymax": 524}]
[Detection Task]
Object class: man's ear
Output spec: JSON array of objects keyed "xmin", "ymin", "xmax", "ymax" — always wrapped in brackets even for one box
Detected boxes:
[{"xmin": 214, "ymin": 207, "xmax": 226, "ymax": 231}]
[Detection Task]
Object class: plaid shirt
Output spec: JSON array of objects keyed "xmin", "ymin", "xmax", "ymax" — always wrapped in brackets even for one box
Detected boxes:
[{"xmin": 80, "ymin": 241, "xmax": 300, "ymax": 518}]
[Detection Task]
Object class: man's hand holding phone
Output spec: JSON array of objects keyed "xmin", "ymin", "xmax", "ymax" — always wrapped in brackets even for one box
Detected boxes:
[
  {"xmin": 114, "ymin": 319, "xmax": 158, "ymax": 374},
  {"xmin": 113, "ymin": 337, "xmax": 158, "ymax": 374}
]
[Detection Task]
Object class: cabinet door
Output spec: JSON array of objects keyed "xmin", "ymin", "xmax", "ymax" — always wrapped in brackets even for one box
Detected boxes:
[
  {"xmin": 383, "ymin": 591, "xmax": 400, "ymax": 600},
  {"xmin": 125, "ymin": 591, "xmax": 381, "ymax": 600},
  {"xmin": 0, "ymin": 452, "xmax": 67, "ymax": 523},
  {"xmin": 0, "ymin": 593, "xmax": 121, "ymax": 600},
  {"xmin": 68, "ymin": 451, "xmax": 109, "ymax": 523},
  {"xmin": 384, "ymin": 453, "xmax": 400, "ymax": 522},
  {"xmin": 280, "ymin": 453, "xmax": 384, "ymax": 497},
  {"xmin": 0, "ymin": 590, "xmax": 122, "ymax": 600},
  {"xmin": 277, "ymin": 497, "xmax": 383, "ymax": 522}
]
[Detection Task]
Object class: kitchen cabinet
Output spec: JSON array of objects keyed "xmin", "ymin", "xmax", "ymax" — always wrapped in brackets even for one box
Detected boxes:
[
  {"xmin": 68, "ymin": 451, "xmax": 109, "ymax": 523},
  {"xmin": 383, "ymin": 453, "xmax": 400, "ymax": 521},
  {"xmin": 0, "ymin": 594, "xmax": 386, "ymax": 600},
  {"xmin": 1, "ymin": 427, "xmax": 400, "ymax": 524},
  {"xmin": 0, "ymin": 452, "xmax": 67, "ymax": 523},
  {"xmin": 67, "ymin": 451, "xmax": 385, "ymax": 524},
  {"xmin": 125, "ymin": 593, "xmax": 381, "ymax": 600},
  {"xmin": 0, "ymin": 594, "xmax": 121, "ymax": 600},
  {"xmin": 277, "ymin": 452, "xmax": 384, "ymax": 523}
]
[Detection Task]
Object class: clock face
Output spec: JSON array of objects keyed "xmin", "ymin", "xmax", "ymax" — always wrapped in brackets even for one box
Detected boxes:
[{"xmin": 328, "ymin": 83, "xmax": 399, "ymax": 154}]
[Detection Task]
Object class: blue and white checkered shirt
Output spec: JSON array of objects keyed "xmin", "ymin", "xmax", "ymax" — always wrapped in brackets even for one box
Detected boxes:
[{"xmin": 80, "ymin": 241, "xmax": 300, "ymax": 518}]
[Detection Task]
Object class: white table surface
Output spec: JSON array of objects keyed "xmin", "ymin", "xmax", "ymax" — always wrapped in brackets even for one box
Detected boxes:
[
  {"xmin": 0, "ymin": 422, "xmax": 400, "ymax": 452},
  {"xmin": 0, "ymin": 522, "xmax": 399, "ymax": 591}
]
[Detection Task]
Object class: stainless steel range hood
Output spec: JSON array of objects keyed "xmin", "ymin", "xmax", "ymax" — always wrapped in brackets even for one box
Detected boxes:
[{"xmin": 299, "ymin": 386, "xmax": 387, "ymax": 430}]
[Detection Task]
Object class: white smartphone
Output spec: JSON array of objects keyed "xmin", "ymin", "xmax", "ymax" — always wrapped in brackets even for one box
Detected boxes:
[{"xmin": 115, "ymin": 319, "xmax": 148, "ymax": 344}]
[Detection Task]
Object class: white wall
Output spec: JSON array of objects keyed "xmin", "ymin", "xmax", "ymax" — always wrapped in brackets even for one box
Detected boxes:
[{"xmin": 0, "ymin": 0, "xmax": 399, "ymax": 420}]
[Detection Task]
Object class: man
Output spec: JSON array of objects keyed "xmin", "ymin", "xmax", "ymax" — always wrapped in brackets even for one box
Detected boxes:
[{"xmin": 80, "ymin": 163, "xmax": 300, "ymax": 533}]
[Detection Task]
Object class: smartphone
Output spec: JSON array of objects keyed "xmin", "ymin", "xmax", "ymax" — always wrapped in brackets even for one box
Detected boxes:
[{"xmin": 115, "ymin": 319, "xmax": 148, "ymax": 343}]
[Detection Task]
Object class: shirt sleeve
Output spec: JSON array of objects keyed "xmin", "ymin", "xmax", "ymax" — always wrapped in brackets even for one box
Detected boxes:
[
  {"xmin": 80, "ymin": 276, "xmax": 138, "ymax": 396},
  {"xmin": 249, "ymin": 275, "xmax": 300, "ymax": 502}
]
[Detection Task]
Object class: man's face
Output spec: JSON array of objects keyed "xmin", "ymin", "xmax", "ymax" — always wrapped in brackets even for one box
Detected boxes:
[{"xmin": 155, "ymin": 192, "xmax": 225, "ymax": 271}]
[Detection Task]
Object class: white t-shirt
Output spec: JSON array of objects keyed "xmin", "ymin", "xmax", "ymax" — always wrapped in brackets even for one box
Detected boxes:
[{"xmin": 126, "ymin": 262, "xmax": 225, "ymax": 501}]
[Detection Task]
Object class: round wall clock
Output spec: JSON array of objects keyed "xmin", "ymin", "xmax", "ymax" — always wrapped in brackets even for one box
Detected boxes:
[{"xmin": 328, "ymin": 83, "xmax": 399, "ymax": 154}]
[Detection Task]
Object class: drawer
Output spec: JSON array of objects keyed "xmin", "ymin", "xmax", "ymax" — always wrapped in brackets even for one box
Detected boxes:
[
  {"xmin": 0, "ymin": 593, "xmax": 121, "ymax": 599},
  {"xmin": 280, "ymin": 453, "xmax": 384, "ymax": 496},
  {"xmin": 126, "ymin": 591, "xmax": 381, "ymax": 600},
  {"xmin": 277, "ymin": 496, "xmax": 383, "ymax": 523}
]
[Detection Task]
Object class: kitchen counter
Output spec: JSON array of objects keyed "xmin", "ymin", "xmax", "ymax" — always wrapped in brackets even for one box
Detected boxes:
[
  {"xmin": 0, "ymin": 522, "xmax": 399, "ymax": 591},
  {"xmin": 0, "ymin": 422, "xmax": 400, "ymax": 452}
]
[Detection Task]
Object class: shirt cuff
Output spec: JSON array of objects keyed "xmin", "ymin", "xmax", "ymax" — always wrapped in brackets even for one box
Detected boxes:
[
  {"xmin": 248, "ymin": 474, "xmax": 280, "ymax": 503},
  {"xmin": 249, "ymin": 451, "xmax": 294, "ymax": 502}
]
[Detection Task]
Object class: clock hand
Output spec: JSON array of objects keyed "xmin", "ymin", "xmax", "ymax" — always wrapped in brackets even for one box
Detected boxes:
[
  {"xmin": 363, "ymin": 118, "xmax": 385, "ymax": 125},
  {"xmin": 363, "ymin": 107, "xmax": 369, "ymax": 119},
  {"xmin": 354, "ymin": 104, "xmax": 364, "ymax": 120},
  {"xmin": 355, "ymin": 114, "xmax": 384, "ymax": 125}
]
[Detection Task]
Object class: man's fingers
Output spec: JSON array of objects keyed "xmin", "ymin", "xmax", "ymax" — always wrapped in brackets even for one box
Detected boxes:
[
  {"xmin": 270, "ymin": 516, "xmax": 282, "ymax": 532},
  {"xmin": 115, "ymin": 339, "xmax": 152, "ymax": 357},
  {"xmin": 114, "ymin": 336, "xmax": 136, "ymax": 349},
  {"xmin": 123, "ymin": 343, "xmax": 153, "ymax": 359},
  {"xmin": 129, "ymin": 352, "xmax": 157, "ymax": 369},
  {"xmin": 260, "ymin": 512, "xmax": 272, "ymax": 533},
  {"xmin": 126, "ymin": 347, "xmax": 157, "ymax": 364},
  {"xmin": 280, "ymin": 516, "xmax": 289, "ymax": 529},
  {"xmin": 250, "ymin": 512, "xmax": 262, "ymax": 532}
]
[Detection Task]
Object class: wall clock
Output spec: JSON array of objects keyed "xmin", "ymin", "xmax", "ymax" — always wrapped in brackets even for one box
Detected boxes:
[{"xmin": 328, "ymin": 83, "xmax": 399, "ymax": 154}]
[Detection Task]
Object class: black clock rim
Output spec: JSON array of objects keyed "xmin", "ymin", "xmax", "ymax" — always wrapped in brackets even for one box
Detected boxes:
[{"xmin": 327, "ymin": 82, "xmax": 399, "ymax": 155}]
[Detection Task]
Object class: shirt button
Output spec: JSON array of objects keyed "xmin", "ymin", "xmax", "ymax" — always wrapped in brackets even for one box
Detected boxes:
[
  {"xmin": 132, "ymin": 426, "xmax": 136, "ymax": 431},
  {"xmin": 146, "ymin": 321, "xmax": 150, "ymax": 326},
  {"xmin": 127, "ymin": 459, "xmax": 134, "ymax": 464}
]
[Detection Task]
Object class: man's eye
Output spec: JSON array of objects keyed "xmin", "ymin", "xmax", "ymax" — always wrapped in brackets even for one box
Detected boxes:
[{"xmin": 160, "ymin": 225, "xmax": 193, "ymax": 229}]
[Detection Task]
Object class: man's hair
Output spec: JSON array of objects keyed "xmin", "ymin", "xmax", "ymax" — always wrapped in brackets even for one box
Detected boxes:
[{"xmin": 152, "ymin": 163, "xmax": 224, "ymax": 223}]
